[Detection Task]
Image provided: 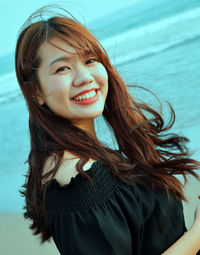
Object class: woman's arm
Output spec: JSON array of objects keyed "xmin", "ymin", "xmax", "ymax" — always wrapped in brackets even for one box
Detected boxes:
[{"xmin": 162, "ymin": 205, "xmax": 200, "ymax": 255}]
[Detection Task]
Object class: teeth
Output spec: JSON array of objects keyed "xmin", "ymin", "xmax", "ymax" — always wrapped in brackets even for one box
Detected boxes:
[{"xmin": 73, "ymin": 90, "xmax": 97, "ymax": 101}]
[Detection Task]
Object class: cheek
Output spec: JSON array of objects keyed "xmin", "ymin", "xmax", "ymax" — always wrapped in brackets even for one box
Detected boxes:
[
  {"xmin": 45, "ymin": 77, "xmax": 68, "ymax": 96},
  {"xmin": 96, "ymin": 65, "xmax": 108, "ymax": 99},
  {"xmin": 96, "ymin": 64, "xmax": 108, "ymax": 83}
]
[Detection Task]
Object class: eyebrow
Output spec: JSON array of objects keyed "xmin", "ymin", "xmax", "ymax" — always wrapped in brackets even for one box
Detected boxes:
[{"xmin": 49, "ymin": 56, "xmax": 72, "ymax": 67}]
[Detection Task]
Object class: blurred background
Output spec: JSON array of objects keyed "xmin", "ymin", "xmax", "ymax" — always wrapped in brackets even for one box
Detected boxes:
[{"xmin": 0, "ymin": 0, "xmax": 200, "ymax": 254}]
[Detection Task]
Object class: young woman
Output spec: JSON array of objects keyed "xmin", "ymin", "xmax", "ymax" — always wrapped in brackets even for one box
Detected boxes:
[{"xmin": 16, "ymin": 6, "xmax": 200, "ymax": 255}]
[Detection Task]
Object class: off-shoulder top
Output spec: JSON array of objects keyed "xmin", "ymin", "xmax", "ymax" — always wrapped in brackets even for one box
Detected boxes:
[{"xmin": 43, "ymin": 160, "xmax": 192, "ymax": 255}]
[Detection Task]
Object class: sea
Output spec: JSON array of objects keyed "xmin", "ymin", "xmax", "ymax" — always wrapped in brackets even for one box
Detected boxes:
[{"xmin": 0, "ymin": 0, "xmax": 200, "ymax": 212}]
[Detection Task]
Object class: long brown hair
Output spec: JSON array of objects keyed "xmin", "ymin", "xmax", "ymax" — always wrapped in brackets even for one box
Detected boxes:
[{"xmin": 15, "ymin": 6, "xmax": 200, "ymax": 244}]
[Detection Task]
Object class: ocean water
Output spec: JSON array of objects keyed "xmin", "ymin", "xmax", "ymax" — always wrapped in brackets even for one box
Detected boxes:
[{"xmin": 0, "ymin": 0, "xmax": 200, "ymax": 212}]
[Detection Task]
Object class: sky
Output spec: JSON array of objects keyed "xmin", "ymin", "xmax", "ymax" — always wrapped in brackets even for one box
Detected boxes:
[{"xmin": 0, "ymin": 0, "xmax": 143, "ymax": 57}]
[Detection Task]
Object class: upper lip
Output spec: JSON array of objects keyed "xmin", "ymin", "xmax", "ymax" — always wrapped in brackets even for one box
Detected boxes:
[{"xmin": 71, "ymin": 88, "xmax": 98, "ymax": 99}]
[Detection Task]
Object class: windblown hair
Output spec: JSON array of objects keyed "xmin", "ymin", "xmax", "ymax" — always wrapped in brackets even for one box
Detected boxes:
[{"xmin": 15, "ymin": 6, "xmax": 199, "ymax": 244}]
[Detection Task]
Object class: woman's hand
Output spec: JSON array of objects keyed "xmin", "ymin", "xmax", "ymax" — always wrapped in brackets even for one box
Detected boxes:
[
  {"xmin": 194, "ymin": 204, "xmax": 200, "ymax": 223},
  {"xmin": 191, "ymin": 203, "xmax": 200, "ymax": 232}
]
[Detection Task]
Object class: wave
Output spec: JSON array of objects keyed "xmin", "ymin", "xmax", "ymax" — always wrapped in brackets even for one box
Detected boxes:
[
  {"xmin": 114, "ymin": 33, "xmax": 200, "ymax": 67},
  {"xmin": 101, "ymin": 6, "xmax": 200, "ymax": 65},
  {"xmin": 101, "ymin": 6, "xmax": 200, "ymax": 49}
]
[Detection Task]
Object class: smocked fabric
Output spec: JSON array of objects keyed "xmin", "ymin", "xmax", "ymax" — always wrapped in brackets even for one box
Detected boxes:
[{"xmin": 43, "ymin": 161, "xmax": 198, "ymax": 255}]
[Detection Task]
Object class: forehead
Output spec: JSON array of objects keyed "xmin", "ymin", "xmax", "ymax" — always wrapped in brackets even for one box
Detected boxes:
[{"xmin": 38, "ymin": 38, "xmax": 80, "ymax": 62}]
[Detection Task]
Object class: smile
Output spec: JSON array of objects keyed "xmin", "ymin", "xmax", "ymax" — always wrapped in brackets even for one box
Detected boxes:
[
  {"xmin": 73, "ymin": 89, "xmax": 97, "ymax": 101},
  {"xmin": 71, "ymin": 89, "xmax": 99, "ymax": 105}
]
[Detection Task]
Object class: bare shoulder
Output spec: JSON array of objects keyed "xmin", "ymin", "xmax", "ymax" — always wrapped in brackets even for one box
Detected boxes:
[
  {"xmin": 41, "ymin": 154, "xmax": 57, "ymax": 185},
  {"xmin": 41, "ymin": 151, "xmax": 96, "ymax": 186}
]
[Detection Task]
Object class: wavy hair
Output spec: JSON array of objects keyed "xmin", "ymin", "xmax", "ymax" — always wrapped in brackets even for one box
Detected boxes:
[{"xmin": 15, "ymin": 6, "xmax": 200, "ymax": 244}]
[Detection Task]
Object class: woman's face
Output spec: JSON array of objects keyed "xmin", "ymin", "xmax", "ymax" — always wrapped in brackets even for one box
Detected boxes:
[{"xmin": 37, "ymin": 37, "xmax": 108, "ymax": 124}]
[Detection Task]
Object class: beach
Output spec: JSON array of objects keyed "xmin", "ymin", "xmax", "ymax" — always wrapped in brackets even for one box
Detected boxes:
[{"xmin": 0, "ymin": 212, "xmax": 58, "ymax": 254}]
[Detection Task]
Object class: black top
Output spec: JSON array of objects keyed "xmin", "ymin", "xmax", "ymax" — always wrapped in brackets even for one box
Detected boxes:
[{"xmin": 44, "ymin": 161, "xmax": 194, "ymax": 255}]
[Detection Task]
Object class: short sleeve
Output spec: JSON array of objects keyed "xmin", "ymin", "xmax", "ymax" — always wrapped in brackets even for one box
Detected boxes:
[
  {"xmin": 132, "ymin": 183, "xmax": 188, "ymax": 254},
  {"xmin": 48, "ymin": 198, "xmax": 133, "ymax": 255}
]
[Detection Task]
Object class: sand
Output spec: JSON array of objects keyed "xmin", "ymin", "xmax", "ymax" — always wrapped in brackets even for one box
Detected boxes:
[
  {"xmin": 0, "ymin": 213, "xmax": 58, "ymax": 255},
  {"xmin": 0, "ymin": 175, "xmax": 199, "ymax": 255}
]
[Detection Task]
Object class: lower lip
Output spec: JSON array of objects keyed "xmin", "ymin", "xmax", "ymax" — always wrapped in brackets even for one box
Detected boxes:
[{"xmin": 71, "ymin": 90, "xmax": 99, "ymax": 105}]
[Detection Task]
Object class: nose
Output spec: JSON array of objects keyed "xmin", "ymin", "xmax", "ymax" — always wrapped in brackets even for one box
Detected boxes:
[{"xmin": 72, "ymin": 67, "xmax": 94, "ymax": 87}]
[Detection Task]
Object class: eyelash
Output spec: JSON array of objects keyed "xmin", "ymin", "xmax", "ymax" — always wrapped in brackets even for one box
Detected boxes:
[{"xmin": 55, "ymin": 58, "xmax": 98, "ymax": 74}]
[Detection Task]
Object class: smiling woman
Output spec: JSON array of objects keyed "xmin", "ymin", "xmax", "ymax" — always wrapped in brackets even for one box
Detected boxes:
[
  {"xmin": 37, "ymin": 38, "xmax": 108, "ymax": 126},
  {"xmin": 15, "ymin": 5, "xmax": 200, "ymax": 255}
]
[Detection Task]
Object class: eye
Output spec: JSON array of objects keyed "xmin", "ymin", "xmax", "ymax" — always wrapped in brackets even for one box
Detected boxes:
[
  {"xmin": 55, "ymin": 58, "xmax": 98, "ymax": 74},
  {"xmin": 86, "ymin": 58, "xmax": 97, "ymax": 64},
  {"xmin": 55, "ymin": 66, "xmax": 69, "ymax": 74}
]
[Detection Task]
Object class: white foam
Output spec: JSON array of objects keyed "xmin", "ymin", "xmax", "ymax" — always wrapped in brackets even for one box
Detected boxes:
[
  {"xmin": 101, "ymin": 7, "xmax": 200, "ymax": 48},
  {"xmin": 100, "ymin": 7, "xmax": 200, "ymax": 65}
]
